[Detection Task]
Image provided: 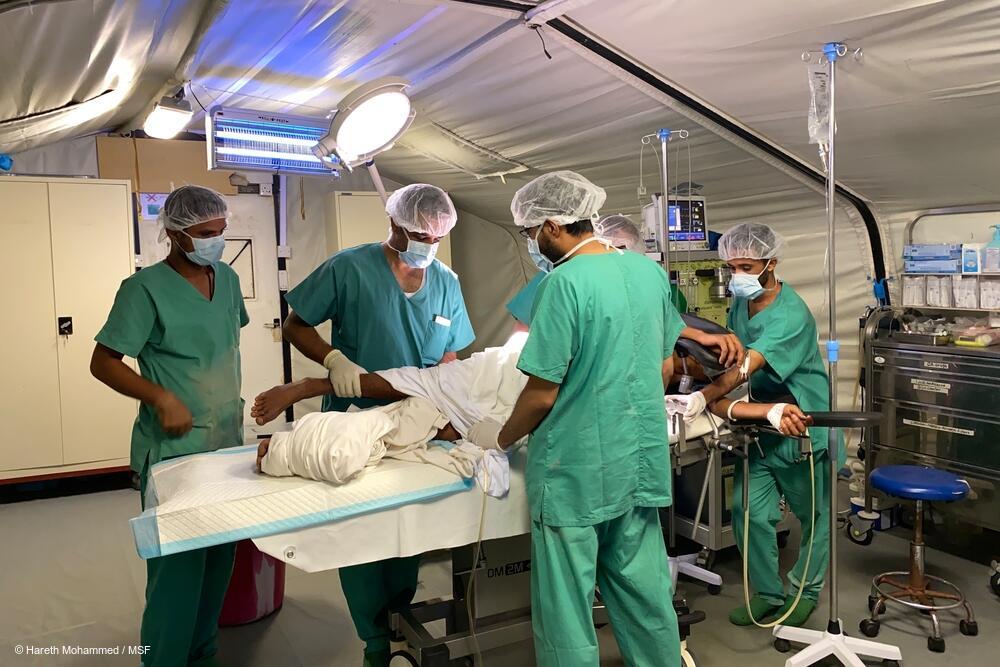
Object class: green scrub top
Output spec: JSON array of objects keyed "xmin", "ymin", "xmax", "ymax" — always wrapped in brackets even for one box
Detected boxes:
[
  {"xmin": 286, "ymin": 243, "xmax": 475, "ymax": 413},
  {"xmin": 95, "ymin": 261, "xmax": 249, "ymax": 471},
  {"xmin": 507, "ymin": 265, "xmax": 687, "ymax": 327},
  {"xmin": 517, "ymin": 251, "xmax": 685, "ymax": 527},
  {"xmin": 506, "ymin": 272, "xmax": 546, "ymax": 325},
  {"xmin": 727, "ymin": 283, "xmax": 843, "ymax": 465}
]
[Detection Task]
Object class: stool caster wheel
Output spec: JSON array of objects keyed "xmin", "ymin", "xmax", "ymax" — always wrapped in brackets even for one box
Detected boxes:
[
  {"xmin": 928, "ymin": 636, "xmax": 945, "ymax": 653},
  {"xmin": 990, "ymin": 572, "xmax": 1000, "ymax": 596},
  {"xmin": 695, "ymin": 548, "xmax": 716, "ymax": 570},
  {"xmin": 773, "ymin": 638, "xmax": 791, "ymax": 653},
  {"xmin": 960, "ymin": 619, "xmax": 978, "ymax": 636},
  {"xmin": 707, "ymin": 584, "xmax": 721, "ymax": 596},
  {"xmin": 867, "ymin": 594, "xmax": 879, "ymax": 612},
  {"xmin": 847, "ymin": 522, "xmax": 873, "ymax": 546},
  {"xmin": 859, "ymin": 619, "xmax": 880, "ymax": 637}
]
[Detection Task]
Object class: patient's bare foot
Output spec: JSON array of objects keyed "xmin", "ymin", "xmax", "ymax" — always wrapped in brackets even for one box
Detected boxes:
[
  {"xmin": 256, "ymin": 439, "xmax": 270, "ymax": 472},
  {"xmin": 252, "ymin": 385, "xmax": 299, "ymax": 425}
]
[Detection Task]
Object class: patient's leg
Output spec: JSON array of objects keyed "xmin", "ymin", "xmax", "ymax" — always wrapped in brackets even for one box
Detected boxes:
[
  {"xmin": 252, "ymin": 374, "xmax": 411, "ymax": 425},
  {"xmin": 255, "ymin": 422, "xmax": 461, "ymax": 473}
]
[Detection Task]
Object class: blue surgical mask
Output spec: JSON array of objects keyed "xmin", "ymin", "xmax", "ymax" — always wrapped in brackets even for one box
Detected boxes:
[
  {"xmin": 527, "ymin": 237, "xmax": 553, "ymax": 273},
  {"xmin": 729, "ymin": 263, "xmax": 772, "ymax": 300},
  {"xmin": 181, "ymin": 231, "xmax": 225, "ymax": 266},
  {"xmin": 399, "ymin": 238, "xmax": 439, "ymax": 269}
]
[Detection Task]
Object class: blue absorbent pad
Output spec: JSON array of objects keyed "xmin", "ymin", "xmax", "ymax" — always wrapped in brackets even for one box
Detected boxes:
[{"xmin": 131, "ymin": 444, "xmax": 473, "ymax": 559}]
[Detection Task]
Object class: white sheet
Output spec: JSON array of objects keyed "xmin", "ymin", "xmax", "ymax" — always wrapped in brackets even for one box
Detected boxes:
[
  {"xmin": 252, "ymin": 412, "xmax": 720, "ymax": 572},
  {"xmin": 376, "ymin": 332, "xmax": 529, "ymax": 437}
]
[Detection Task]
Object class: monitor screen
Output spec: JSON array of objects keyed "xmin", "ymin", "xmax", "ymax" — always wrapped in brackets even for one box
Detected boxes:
[{"xmin": 668, "ymin": 199, "xmax": 707, "ymax": 242}]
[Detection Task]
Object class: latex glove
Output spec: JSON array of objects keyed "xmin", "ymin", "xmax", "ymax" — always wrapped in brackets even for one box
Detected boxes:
[
  {"xmin": 681, "ymin": 391, "xmax": 707, "ymax": 423},
  {"xmin": 467, "ymin": 418, "xmax": 505, "ymax": 451},
  {"xmin": 324, "ymin": 349, "xmax": 367, "ymax": 398}
]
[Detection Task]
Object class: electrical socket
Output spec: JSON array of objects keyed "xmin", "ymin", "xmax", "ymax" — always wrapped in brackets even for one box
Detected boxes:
[
  {"xmin": 637, "ymin": 185, "xmax": 647, "ymax": 197},
  {"xmin": 259, "ymin": 183, "xmax": 273, "ymax": 196}
]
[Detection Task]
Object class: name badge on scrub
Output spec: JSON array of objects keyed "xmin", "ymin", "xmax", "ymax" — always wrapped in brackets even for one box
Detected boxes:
[{"xmin": 434, "ymin": 315, "xmax": 452, "ymax": 327}]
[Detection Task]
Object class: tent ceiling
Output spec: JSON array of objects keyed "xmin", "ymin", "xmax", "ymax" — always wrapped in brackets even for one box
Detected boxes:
[{"xmin": 3, "ymin": 0, "xmax": 999, "ymax": 219}]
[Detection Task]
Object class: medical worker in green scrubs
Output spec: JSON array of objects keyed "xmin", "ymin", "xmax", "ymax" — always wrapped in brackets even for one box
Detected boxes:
[
  {"xmin": 467, "ymin": 171, "xmax": 684, "ymax": 667},
  {"xmin": 281, "ymin": 183, "xmax": 474, "ymax": 667},
  {"xmin": 682, "ymin": 223, "xmax": 840, "ymax": 627},
  {"xmin": 90, "ymin": 186, "xmax": 247, "ymax": 667},
  {"xmin": 506, "ymin": 214, "xmax": 688, "ymax": 327}
]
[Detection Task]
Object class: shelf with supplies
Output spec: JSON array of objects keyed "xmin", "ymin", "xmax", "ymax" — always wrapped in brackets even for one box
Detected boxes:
[{"xmin": 901, "ymin": 272, "xmax": 1000, "ymax": 311}]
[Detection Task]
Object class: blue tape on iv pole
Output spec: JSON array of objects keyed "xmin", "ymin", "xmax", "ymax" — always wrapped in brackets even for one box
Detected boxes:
[
  {"xmin": 823, "ymin": 42, "xmax": 842, "ymax": 62},
  {"xmin": 826, "ymin": 340, "xmax": 840, "ymax": 362},
  {"xmin": 657, "ymin": 128, "xmax": 672, "ymax": 141}
]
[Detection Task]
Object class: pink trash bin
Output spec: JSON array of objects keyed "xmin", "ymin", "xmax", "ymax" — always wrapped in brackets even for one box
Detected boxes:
[{"xmin": 219, "ymin": 539, "xmax": 286, "ymax": 626}]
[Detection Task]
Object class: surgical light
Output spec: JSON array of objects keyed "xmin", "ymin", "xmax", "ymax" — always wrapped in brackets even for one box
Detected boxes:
[
  {"xmin": 143, "ymin": 93, "xmax": 193, "ymax": 140},
  {"xmin": 312, "ymin": 77, "xmax": 415, "ymax": 170}
]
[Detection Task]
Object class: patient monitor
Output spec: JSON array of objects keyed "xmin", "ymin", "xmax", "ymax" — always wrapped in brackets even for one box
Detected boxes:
[{"xmin": 642, "ymin": 194, "xmax": 709, "ymax": 252}]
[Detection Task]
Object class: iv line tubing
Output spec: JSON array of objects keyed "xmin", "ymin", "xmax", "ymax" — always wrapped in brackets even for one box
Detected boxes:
[{"xmin": 741, "ymin": 436, "xmax": 817, "ymax": 628}]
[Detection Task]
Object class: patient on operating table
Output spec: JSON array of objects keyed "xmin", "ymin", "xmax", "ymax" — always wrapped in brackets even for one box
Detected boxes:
[{"xmin": 252, "ymin": 331, "xmax": 812, "ymax": 486}]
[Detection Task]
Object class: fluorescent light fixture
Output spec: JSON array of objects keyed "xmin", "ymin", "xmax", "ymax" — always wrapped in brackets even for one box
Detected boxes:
[
  {"xmin": 313, "ymin": 77, "xmax": 415, "ymax": 169},
  {"xmin": 206, "ymin": 106, "xmax": 339, "ymax": 176},
  {"xmin": 144, "ymin": 94, "xmax": 193, "ymax": 139}
]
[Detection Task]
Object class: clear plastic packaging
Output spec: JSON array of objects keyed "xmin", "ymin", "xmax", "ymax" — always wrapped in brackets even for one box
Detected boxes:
[
  {"xmin": 980, "ymin": 276, "xmax": 1000, "ymax": 310},
  {"xmin": 902, "ymin": 274, "xmax": 926, "ymax": 306},
  {"xmin": 952, "ymin": 275, "xmax": 979, "ymax": 309},
  {"xmin": 926, "ymin": 275, "xmax": 953, "ymax": 307}
]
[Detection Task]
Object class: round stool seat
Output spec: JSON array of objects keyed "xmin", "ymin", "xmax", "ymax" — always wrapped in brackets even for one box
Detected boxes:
[{"xmin": 870, "ymin": 465, "xmax": 969, "ymax": 502}]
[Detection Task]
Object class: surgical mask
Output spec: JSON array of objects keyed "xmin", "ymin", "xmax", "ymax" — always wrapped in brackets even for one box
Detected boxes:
[
  {"xmin": 396, "ymin": 234, "xmax": 439, "ymax": 269},
  {"xmin": 181, "ymin": 231, "xmax": 225, "ymax": 266},
  {"xmin": 527, "ymin": 237, "xmax": 553, "ymax": 272},
  {"xmin": 729, "ymin": 264, "xmax": 772, "ymax": 300}
]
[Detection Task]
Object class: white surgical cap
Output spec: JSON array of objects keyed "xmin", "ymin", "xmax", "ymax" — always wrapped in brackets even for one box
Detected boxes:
[
  {"xmin": 597, "ymin": 214, "xmax": 646, "ymax": 254},
  {"xmin": 386, "ymin": 183, "xmax": 458, "ymax": 238},
  {"xmin": 158, "ymin": 185, "xmax": 228, "ymax": 241},
  {"xmin": 510, "ymin": 170, "xmax": 607, "ymax": 228},
  {"xmin": 717, "ymin": 223, "xmax": 786, "ymax": 261}
]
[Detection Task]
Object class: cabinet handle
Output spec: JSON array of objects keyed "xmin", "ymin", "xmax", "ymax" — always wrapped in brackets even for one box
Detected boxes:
[{"xmin": 58, "ymin": 316, "xmax": 73, "ymax": 336}]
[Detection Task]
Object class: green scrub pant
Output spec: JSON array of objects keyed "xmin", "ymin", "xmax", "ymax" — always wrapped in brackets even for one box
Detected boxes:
[
  {"xmin": 732, "ymin": 452, "xmax": 830, "ymax": 607},
  {"xmin": 339, "ymin": 556, "xmax": 421, "ymax": 655},
  {"xmin": 531, "ymin": 506, "xmax": 680, "ymax": 667},
  {"xmin": 139, "ymin": 464, "xmax": 236, "ymax": 667}
]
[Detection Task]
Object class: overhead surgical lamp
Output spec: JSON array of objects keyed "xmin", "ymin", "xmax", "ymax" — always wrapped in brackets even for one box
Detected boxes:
[
  {"xmin": 144, "ymin": 89, "xmax": 194, "ymax": 140},
  {"xmin": 312, "ymin": 77, "xmax": 415, "ymax": 202}
]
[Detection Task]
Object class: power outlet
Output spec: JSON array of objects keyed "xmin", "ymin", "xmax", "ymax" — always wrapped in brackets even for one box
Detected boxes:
[
  {"xmin": 259, "ymin": 183, "xmax": 273, "ymax": 196},
  {"xmin": 637, "ymin": 184, "xmax": 647, "ymax": 197}
]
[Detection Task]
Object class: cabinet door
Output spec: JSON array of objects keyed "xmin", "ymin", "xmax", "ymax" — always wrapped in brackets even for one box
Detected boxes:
[
  {"xmin": 48, "ymin": 182, "xmax": 137, "ymax": 465},
  {"xmin": 330, "ymin": 192, "xmax": 453, "ymax": 267},
  {"xmin": 0, "ymin": 181, "xmax": 64, "ymax": 471}
]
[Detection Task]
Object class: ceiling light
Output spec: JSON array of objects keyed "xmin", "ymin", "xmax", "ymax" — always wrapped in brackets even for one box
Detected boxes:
[{"xmin": 144, "ymin": 92, "xmax": 193, "ymax": 140}]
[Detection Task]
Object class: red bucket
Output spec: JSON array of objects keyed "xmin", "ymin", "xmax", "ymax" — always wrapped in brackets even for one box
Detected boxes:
[{"xmin": 219, "ymin": 539, "xmax": 286, "ymax": 626}]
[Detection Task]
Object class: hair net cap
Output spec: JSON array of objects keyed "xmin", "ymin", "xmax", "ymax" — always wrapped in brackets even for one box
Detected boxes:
[
  {"xmin": 510, "ymin": 170, "xmax": 607, "ymax": 228},
  {"xmin": 717, "ymin": 223, "xmax": 786, "ymax": 261},
  {"xmin": 386, "ymin": 183, "xmax": 458, "ymax": 238},
  {"xmin": 158, "ymin": 185, "xmax": 229, "ymax": 241},
  {"xmin": 596, "ymin": 214, "xmax": 646, "ymax": 254}
]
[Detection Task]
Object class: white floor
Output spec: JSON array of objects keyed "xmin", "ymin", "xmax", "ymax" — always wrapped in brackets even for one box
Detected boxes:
[{"xmin": 1, "ymin": 484, "xmax": 997, "ymax": 667}]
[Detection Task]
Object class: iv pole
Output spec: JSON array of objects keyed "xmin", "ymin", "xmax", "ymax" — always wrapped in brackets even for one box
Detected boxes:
[
  {"xmin": 770, "ymin": 42, "xmax": 903, "ymax": 667},
  {"xmin": 658, "ymin": 128, "xmax": 673, "ymax": 281}
]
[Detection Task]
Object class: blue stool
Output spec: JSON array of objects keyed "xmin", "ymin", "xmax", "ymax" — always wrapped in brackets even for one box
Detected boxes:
[{"xmin": 858, "ymin": 465, "xmax": 977, "ymax": 653}]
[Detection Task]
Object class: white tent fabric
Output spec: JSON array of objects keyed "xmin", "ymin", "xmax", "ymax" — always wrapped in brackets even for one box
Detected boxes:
[{"xmin": 5, "ymin": 0, "xmax": 1000, "ymax": 412}]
